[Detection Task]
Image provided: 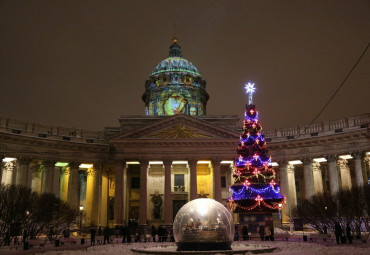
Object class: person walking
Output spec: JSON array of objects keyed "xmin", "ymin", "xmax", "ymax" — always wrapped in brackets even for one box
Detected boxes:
[
  {"xmin": 151, "ymin": 225, "xmax": 157, "ymax": 242},
  {"xmin": 103, "ymin": 226, "xmax": 110, "ymax": 245},
  {"xmin": 90, "ymin": 228, "xmax": 96, "ymax": 246},
  {"xmin": 264, "ymin": 225, "xmax": 271, "ymax": 241},
  {"xmin": 346, "ymin": 224, "xmax": 352, "ymax": 244},
  {"xmin": 242, "ymin": 225, "xmax": 249, "ymax": 241},
  {"xmin": 334, "ymin": 222, "xmax": 342, "ymax": 244},
  {"xmin": 270, "ymin": 225, "xmax": 274, "ymax": 241},
  {"xmin": 259, "ymin": 225, "xmax": 265, "ymax": 241},
  {"xmin": 126, "ymin": 225, "xmax": 131, "ymax": 243}
]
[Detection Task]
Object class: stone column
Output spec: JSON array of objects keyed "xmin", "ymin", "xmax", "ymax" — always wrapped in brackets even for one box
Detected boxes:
[
  {"xmin": 11, "ymin": 160, "xmax": 17, "ymax": 185},
  {"xmin": 2, "ymin": 159, "xmax": 16, "ymax": 185},
  {"xmin": 31, "ymin": 164, "xmax": 44, "ymax": 194},
  {"xmin": 352, "ymin": 151, "xmax": 364, "ymax": 187},
  {"xmin": 302, "ymin": 157, "xmax": 314, "ymax": 199},
  {"xmin": 67, "ymin": 162, "xmax": 80, "ymax": 210},
  {"xmin": 163, "ymin": 158, "xmax": 173, "ymax": 225},
  {"xmin": 365, "ymin": 156, "xmax": 370, "ymax": 184},
  {"xmin": 212, "ymin": 158, "xmax": 222, "ymax": 202},
  {"xmin": 123, "ymin": 167, "xmax": 128, "ymax": 223},
  {"xmin": 16, "ymin": 157, "xmax": 32, "ymax": 187},
  {"xmin": 52, "ymin": 166, "xmax": 60, "ymax": 196},
  {"xmin": 114, "ymin": 163, "xmax": 124, "ymax": 226},
  {"xmin": 0, "ymin": 155, "xmax": 4, "ymax": 184},
  {"xmin": 287, "ymin": 164, "xmax": 297, "ymax": 215},
  {"xmin": 338, "ymin": 159, "xmax": 352, "ymax": 190},
  {"xmin": 42, "ymin": 160, "xmax": 56, "ymax": 194},
  {"xmin": 312, "ymin": 162, "xmax": 324, "ymax": 194},
  {"xmin": 188, "ymin": 159, "xmax": 198, "ymax": 200},
  {"xmin": 228, "ymin": 163, "xmax": 234, "ymax": 186},
  {"xmin": 327, "ymin": 155, "xmax": 339, "ymax": 195},
  {"xmin": 100, "ymin": 167, "xmax": 109, "ymax": 227},
  {"xmin": 90, "ymin": 164, "xmax": 102, "ymax": 226},
  {"xmin": 279, "ymin": 161, "xmax": 289, "ymax": 223},
  {"xmin": 139, "ymin": 159, "xmax": 149, "ymax": 225}
]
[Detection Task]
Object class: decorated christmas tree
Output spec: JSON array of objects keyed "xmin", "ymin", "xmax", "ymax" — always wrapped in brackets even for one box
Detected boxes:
[{"xmin": 227, "ymin": 83, "xmax": 285, "ymax": 214}]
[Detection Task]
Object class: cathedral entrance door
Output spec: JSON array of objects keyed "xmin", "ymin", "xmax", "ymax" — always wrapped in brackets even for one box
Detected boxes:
[{"xmin": 173, "ymin": 200, "xmax": 187, "ymax": 220}]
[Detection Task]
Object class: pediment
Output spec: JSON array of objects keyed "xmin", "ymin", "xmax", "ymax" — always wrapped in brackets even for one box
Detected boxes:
[{"xmin": 110, "ymin": 115, "xmax": 239, "ymax": 140}]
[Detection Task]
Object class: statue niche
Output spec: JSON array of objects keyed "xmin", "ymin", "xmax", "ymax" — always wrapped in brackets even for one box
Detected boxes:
[{"xmin": 151, "ymin": 191, "xmax": 163, "ymax": 219}]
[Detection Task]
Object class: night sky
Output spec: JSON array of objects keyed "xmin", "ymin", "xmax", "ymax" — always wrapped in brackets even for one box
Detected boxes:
[{"xmin": 1, "ymin": 1, "xmax": 369, "ymax": 131}]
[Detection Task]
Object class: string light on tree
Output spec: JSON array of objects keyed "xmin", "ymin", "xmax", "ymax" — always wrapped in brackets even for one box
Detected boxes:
[{"xmin": 227, "ymin": 82, "xmax": 285, "ymax": 213}]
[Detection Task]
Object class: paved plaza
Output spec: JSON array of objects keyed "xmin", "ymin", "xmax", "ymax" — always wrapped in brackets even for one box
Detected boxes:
[{"xmin": 0, "ymin": 235, "xmax": 368, "ymax": 255}]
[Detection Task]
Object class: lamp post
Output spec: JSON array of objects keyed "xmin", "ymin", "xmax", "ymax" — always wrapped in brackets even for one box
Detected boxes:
[{"xmin": 79, "ymin": 205, "xmax": 84, "ymax": 234}]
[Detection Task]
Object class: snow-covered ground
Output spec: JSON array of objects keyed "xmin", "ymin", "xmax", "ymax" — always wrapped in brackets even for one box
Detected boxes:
[{"xmin": 33, "ymin": 241, "xmax": 369, "ymax": 255}]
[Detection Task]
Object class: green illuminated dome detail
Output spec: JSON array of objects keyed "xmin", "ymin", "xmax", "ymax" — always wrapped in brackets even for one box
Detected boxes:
[
  {"xmin": 151, "ymin": 57, "xmax": 200, "ymax": 76},
  {"xmin": 143, "ymin": 38, "xmax": 209, "ymax": 116}
]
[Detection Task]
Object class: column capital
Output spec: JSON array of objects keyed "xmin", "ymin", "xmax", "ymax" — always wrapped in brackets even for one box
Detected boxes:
[
  {"xmin": 365, "ymin": 155, "xmax": 370, "ymax": 165},
  {"xmin": 211, "ymin": 158, "xmax": 221, "ymax": 167},
  {"xmin": 301, "ymin": 157, "xmax": 312, "ymax": 165},
  {"xmin": 326, "ymin": 155, "xmax": 337, "ymax": 163},
  {"xmin": 187, "ymin": 158, "xmax": 197, "ymax": 168},
  {"xmin": 68, "ymin": 161, "xmax": 80, "ymax": 169},
  {"xmin": 312, "ymin": 162, "xmax": 321, "ymax": 171},
  {"xmin": 351, "ymin": 151, "xmax": 362, "ymax": 160},
  {"xmin": 287, "ymin": 164, "xmax": 295, "ymax": 173},
  {"xmin": 337, "ymin": 158, "xmax": 348, "ymax": 168},
  {"xmin": 277, "ymin": 159, "xmax": 288, "ymax": 166},
  {"xmin": 18, "ymin": 157, "xmax": 31, "ymax": 166},
  {"xmin": 139, "ymin": 159, "xmax": 149, "ymax": 167},
  {"xmin": 86, "ymin": 168, "xmax": 95, "ymax": 176},
  {"xmin": 43, "ymin": 160, "xmax": 57, "ymax": 168},
  {"xmin": 162, "ymin": 158, "xmax": 172, "ymax": 168}
]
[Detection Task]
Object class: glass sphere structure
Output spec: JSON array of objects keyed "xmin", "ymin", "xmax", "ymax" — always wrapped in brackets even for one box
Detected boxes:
[{"xmin": 173, "ymin": 198, "xmax": 234, "ymax": 251}]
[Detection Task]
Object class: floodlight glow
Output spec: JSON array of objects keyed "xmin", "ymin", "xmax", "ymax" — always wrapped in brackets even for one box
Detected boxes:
[
  {"xmin": 127, "ymin": 161, "xmax": 140, "ymax": 165},
  {"xmin": 271, "ymin": 162, "xmax": 279, "ymax": 167},
  {"xmin": 288, "ymin": 160, "xmax": 303, "ymax": 165},
  {"xmin": 79, "ymin": 163, "xmax": 93, "ymax": 169},
  {"xmin": 173, "ymin": 161, "xmax": 188, "ymax": 164},
  {"xmin": 221, "ymin": 160, "xmax": 233, "ymax": 164},
  {"xmin": 197, "ymin": 160, "xmax": 211, "ymax": 164},
  {"xmin": 149, "ymin": 161, "xmax": 163, "ymax": 165},
  {"xmin": 55, "ymin": 162, "xmax": 68, "ymax": 167},
  {"xmin": 2, "ymin": 157, "xmax": 16, "ymax": 162},
  {"xmin": 313, "ymin": 158, "xmax": 327, "ymax": 163},
  {"xmin": 339, "ymin": 155, "xmax": 353, "ymax": 160}
]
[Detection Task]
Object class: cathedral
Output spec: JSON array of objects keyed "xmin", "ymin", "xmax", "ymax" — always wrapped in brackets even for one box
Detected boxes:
[{"xmin": 0, "ymin": 38, "xmax": 369, "ymax": 229}]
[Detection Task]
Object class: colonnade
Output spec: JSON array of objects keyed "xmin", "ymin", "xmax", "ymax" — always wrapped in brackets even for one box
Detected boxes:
[
  {"xmin": 114, "ymin": 158, "xmax": 225, "ymax": 227},
  {"xmin": 279, "ymin": 152, "xmax": 370, "ymax": 223},
  {"xmin": 1, "ymin": 151, "xmax": 369, "ymax": 227}
]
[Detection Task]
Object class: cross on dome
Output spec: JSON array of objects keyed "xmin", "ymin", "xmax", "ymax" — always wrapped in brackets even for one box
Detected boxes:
[{"xmin": 244, "ymin": 82, "xmax": 256, "ymax": 104}]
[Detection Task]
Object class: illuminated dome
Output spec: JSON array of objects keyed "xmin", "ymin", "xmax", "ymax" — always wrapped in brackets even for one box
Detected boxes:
[
  {"xmin": 151, "ymin": 57, "xmax": 200, "ymax": 76},
  {"xmin": 173, "ymin": 198, "xmax": 234, "ymax": 251},
  {"xmin": 142, "ymin": 38, "xmax": 209, "ymax": 116}
]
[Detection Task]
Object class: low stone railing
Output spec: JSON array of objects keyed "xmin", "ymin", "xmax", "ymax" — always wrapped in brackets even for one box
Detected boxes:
[
  {"xmin": 0, "ymin": 116, "xmax": 107, "ymax": 144},
  {"xmin": 0, "ymin": 113, "xmax": 369, "ymax": 144},
  {"xmin": 263, "ymin": 113, "xmax": 369, "ymax": 141}
]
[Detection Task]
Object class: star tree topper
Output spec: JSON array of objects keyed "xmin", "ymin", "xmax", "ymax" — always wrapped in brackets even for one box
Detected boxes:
[{"xmin": 244, "ymin": 82, "xmax": 256, "ymax": 104}]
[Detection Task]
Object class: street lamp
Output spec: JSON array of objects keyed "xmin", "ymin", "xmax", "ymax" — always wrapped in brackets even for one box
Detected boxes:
[{"xmin": 79, "ymin": 205, "xmax": 84, "ymax": 234}]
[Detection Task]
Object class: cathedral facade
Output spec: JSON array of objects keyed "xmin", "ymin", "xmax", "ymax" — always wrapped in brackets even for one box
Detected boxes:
[{"xmin": 1, "ymin": 39, "xmax": 369, "ymax": 228}]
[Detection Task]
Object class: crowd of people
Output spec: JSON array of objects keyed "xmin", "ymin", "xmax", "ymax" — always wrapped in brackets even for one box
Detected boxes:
[
  {"xmin": 334, "ymin": 222, "xmax": 353, "ymax": 244},
  {"xmin": 234, "ymin": 224, "xmax": 275, "ymax": 241},
  {"xmin": 87, "ymin": 223, "xmax": 173, "ymax": 245}
]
